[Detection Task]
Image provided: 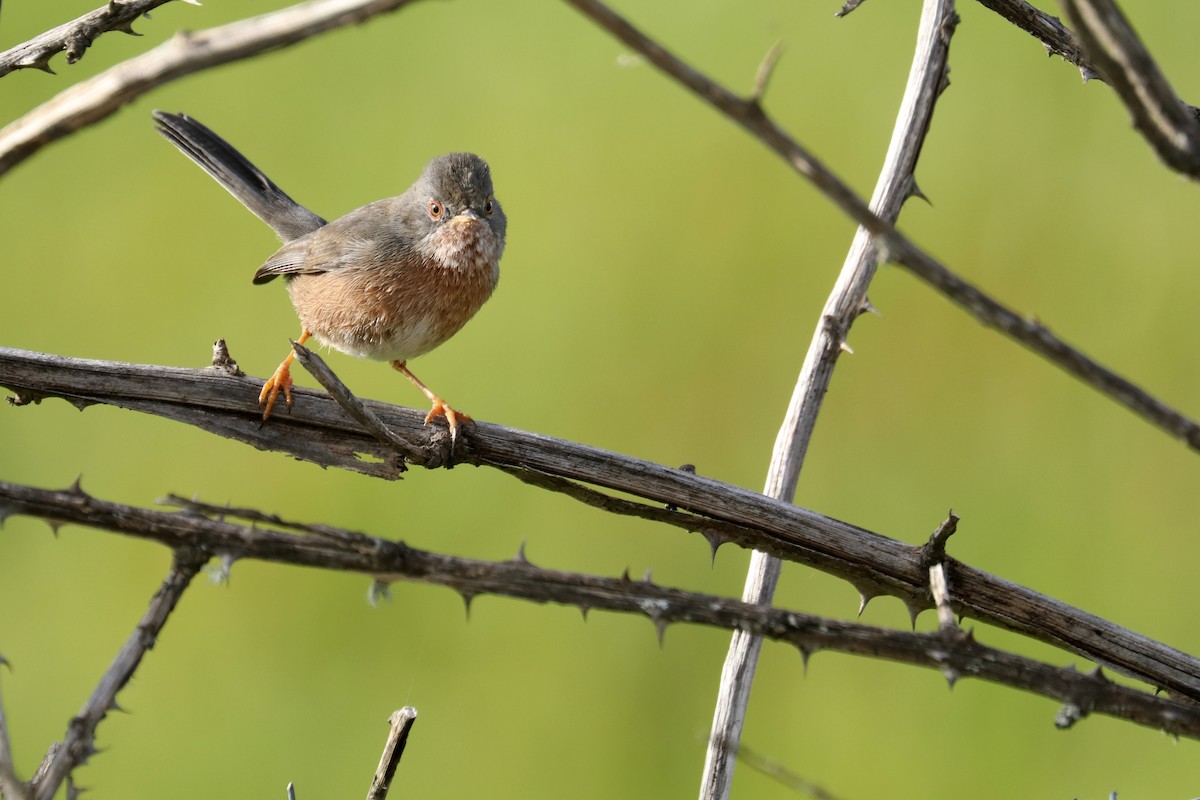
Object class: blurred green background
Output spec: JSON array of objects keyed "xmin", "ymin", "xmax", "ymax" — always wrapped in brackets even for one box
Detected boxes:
[{"xmin": 3, "ymin": 0, "xmax": 1200, "ymax": 797}]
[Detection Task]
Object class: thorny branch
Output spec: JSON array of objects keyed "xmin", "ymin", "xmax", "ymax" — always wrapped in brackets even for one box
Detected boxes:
[
  {"xmin": 561, "ymin": 0, "xmax": 1200, "ymax": 458},
  {"xmin": 0, "ymin": 0, "xmax": 188, "ymax": 78},
  {"xmin": 0, "ymin": 0, "xmax": 423, "ymax": 177},
  {"xmin": 22, "ymin": 547, "xmax": 206, "ymax": 800},
  {"xmin": 1060, "ymin": 0, "xmax": 1200, "ymax": 179},
  {"xmin": 3, "ymin": 345, "xmax": 1200, "ymax": 704},
  {"xmin": 700, "ymin": 1, "xmax": 957, "ymax": 797},
  {"xmin": 2, "ymin": 480, "xmax": 1200, "ymax": 742}
]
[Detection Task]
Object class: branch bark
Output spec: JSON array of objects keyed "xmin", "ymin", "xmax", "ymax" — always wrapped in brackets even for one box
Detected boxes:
[
  {"xmin": 0, "ymin": 0, "xmax": 186, "ymax": 78},
  {"xmin": 0, "ymin": 0, "xmax": 422, "ymax": 177},
  {"xmin": 3, "ymin": 345, "xmax": 1199, "ymax": 703},
  {"xmin": 698, "ymin": 1, "xmax": 957, "ymax": 797},
  {"xmin": 4, "ymin": 480, "xmax": 1200, "ymax": 742}
]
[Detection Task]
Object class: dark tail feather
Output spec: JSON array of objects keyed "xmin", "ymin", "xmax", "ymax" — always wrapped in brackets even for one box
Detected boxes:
[{"xmin": 153, "ymin": 111, "xmax": 326, "ymax": 242}]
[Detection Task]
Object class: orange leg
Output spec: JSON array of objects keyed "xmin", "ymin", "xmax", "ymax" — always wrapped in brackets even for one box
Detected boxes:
[
  {"xmin": 259, "ymin": 330, "xmax": 311, "ymax": 420},
  {"xmin": 391, "ymin": 360, "xmax": 472, "ymax": 441}
]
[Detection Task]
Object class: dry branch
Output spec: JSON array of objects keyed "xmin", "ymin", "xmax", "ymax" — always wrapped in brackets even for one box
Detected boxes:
[
  {"xmin": 0, "ymin": 0, "xmax": 185, "ymax": 78},
  {"xmin": 26, "ymin": 547, "xmax": 206, "ymax": 800},
  {"xmin": 561, "ymin": 0, "xmax": 1200, "ymax": 458},
  {"xmin": 700, "ymin": 1, "xmax": 957, "ymax": 796},
  {"xmin": 3, "ymin": 480, "xmax": 1200, "ymax": 741},
  {"xmin": 0, "ymin": 0, "xmax": 422, "ymax": 177},
  {"xmin": 3, "ymin": 345, "xmax": 1200, "ymax": 703},
  {"xmin": 1060, "ymin": 0, "xmax": 1200, "ymax": 178}
]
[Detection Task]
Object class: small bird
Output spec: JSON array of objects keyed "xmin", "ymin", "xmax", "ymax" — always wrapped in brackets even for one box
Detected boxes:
[{"xmin": 153, "ymin": 111, "xmax": 506, "ymax": 440}]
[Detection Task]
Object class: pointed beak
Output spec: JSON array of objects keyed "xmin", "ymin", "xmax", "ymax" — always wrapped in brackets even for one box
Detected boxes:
[{"xmin": 457, "ymin": 208, "xmax": 481, "ymax": 221}]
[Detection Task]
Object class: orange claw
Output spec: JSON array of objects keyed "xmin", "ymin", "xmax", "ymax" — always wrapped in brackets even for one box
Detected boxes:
[
  {"xmin": 259, "ymin": 331, "xmax": 310, "ymax": 421},
  {"xmin": 392, "ymin": 360, "xmax": 472, "ymax": 442}
]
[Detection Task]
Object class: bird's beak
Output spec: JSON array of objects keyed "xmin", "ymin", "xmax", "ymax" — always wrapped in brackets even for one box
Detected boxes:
[{"xmin": 456, "ymin": 208, "xmax": 481, "ymax": 221}]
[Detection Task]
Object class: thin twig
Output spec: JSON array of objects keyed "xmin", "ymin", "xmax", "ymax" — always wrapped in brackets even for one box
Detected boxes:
[
  {"xmin": 0, "ymin": 0, "xmax": 184, "ymax": 78},
  {"xmin": 28, "ymin": 546, "xmax": 207, "ymax": 800},
  {"xmin": 366, "ymin": 708, "xmax": 418, "ymax": 800},
  {"xmin": 0, "ymin": 0, "xmax": 422, "ymax": 177},
  {"xmin": 4, "ymin": 480, "xmax": 1200, "ymax": 740},
  {"xmin": 4, "ymin": 350, "xmax": 1200, "ymax": 701},
  {"xmin": 561, "ymin": 0, "xmax": 1200, "ymax": 457},
  {"xmin": 1060, "ymin": 0, "xmax": 1200, "ymax": 179},
  {"xmin": 698, "ymin": 1, "xmax": 957, "ymax": 796},
  {"xmin": 0, "ymin": 656, "xmax": 30, "ymax": 800}
]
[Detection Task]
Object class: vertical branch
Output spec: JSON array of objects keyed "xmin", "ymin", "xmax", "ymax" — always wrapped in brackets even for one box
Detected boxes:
[
  {"xmin": 697, "ymin": 2, "xmax": 957, "ymax": 798},
  {"xmin": 28, "ymin": 547, "xmax": 207, "ymax": 800},
  {"xmin": 365, "ymin": 708, "xmax": 418, "ymax": 800},
  {"xmin": 0, "ymin": 656, "xmax": 30, "ymax": 800}
]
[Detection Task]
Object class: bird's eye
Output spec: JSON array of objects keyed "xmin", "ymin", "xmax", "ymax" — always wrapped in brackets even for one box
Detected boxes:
[
  {"xmin": 428, "ymin": 199, "xmax": 444, "ymax": 220},
  {"xmin": 484, "ymin": 197, "xmax": 494, "ymax": 217}
]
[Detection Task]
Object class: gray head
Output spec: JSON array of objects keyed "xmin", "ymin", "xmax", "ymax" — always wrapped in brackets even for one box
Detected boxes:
[{"xmin": 406, "ymin": 153, "xmax": 506, "ymax": 271}]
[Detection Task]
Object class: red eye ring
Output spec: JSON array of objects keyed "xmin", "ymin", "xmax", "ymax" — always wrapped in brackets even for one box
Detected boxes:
[{"xmin": 428, "ymin": 199, "xmax": 444, "ymax": 220}]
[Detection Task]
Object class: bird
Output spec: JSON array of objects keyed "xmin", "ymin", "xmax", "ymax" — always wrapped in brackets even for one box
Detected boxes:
[{"xmin": 152, "ymin": 111, "xmax": 506, "ymax": 441}]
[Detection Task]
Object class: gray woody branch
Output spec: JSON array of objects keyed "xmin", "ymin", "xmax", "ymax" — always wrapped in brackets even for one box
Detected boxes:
[
  {"xmin": 2, "ymin": 481, "xmax": 1199, "ymax": 744},
  {"xmin": 3, "ymin": 344, "xmax": 1200, "ymax": 703},
  {"xmin": 699, "ymin": 1, "xmax": 956, "ymax": 797},
  {"xmin": 0, "ymin": 0, "xmax": 422, "ymax": 177},
  {"xmin": 0, "ymin": 0, "xmax": 187, "ymax": 78}
]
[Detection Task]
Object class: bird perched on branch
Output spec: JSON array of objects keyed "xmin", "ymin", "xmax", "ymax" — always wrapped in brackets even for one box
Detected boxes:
[{"xmin": 153, "ymin": 111, "xmax": 507, "ymax": 441}]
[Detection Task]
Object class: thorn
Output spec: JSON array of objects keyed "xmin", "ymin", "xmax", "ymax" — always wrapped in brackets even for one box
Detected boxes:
[
  {"xmin": 838, "ymin": 340, "xmax": 854, "ymax": 355},
  {"xmin": 0, "ymin": 504, "xmax": 14, "ymax": 528},
  {"xmin": 856, "ymin": 588, "xmax": 876, "ymax": 618},
  {"xmin": 67, "ymin": 475, "xmax": 87, "ymax": 496},
  {"xmin": 621, "ymin": 568, "xmax": 633, "ymax": 582},
  {"xmin": 942, "ymin": 666, "xmax": 960, "ymax": 689},
  {"xmin": 701, "ymin": 531, "xmax": 722, "ymax": 565},
  {"xmin": 1080, "ymin": 65, "xmax": 1098, "ymax": 84},
  {"xmin": 798, "ymin": 646, "xmax": 813, "ymax": 674},
  {"xmin": 1088, "ymin": 665, "xmax": 1110, "ymax": 683},
  {"xmin": 579, "ymin": 604, "xmax": 590, "ymax": 622},
  {"xmin": 107, "ymin": 697, "xmax": 127, "ymax": 713},
  {"xmin": 0, "ymin": 653, "xmax": 10, "ymax": 669},
  {"xmin": 857, "ymin": 297, "xmax": 882, "ymax": 319},
  {"xmin": 834, "ymin": 0, "xmax": 867, "ymax": 18},
  {"xmin": 904, "ymin": 600, "xmax": 923, "ymax": 630},
  {"xmin": 640, "ymin": 599, "xmax": 671, "ymax": 646},
  {"xmin": 750, "ymin": 41, "xmax": 785, "ymax": 104},
  {"xmin": 653, "ymin": 616, "xmax": 668, "ymax": 647},
  {"xmin": 67, "ymin": 397, "xmax": 97, "ymax": 411},
  {"xmin": 367, "ymin": 580, "xmax": 391, "ymax": 607},
  {"xmin": 641, "ymin": 568, "xmax": 654, "ymax": 584},
  {"xmin": 908, "ymin": 176, "xmax": 930, "ymax": 205},
  {"xmin": 461, "ymin": 591, "xmax": 476, "ymax": 620},
  {"xmin": 511, "ymin": 540, "xmax": 530, "ymax": 565}
]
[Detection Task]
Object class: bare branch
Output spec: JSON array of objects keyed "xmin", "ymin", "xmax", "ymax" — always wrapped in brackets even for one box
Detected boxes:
[
  {"xmin": 1060, "ymin": 0, "xmax": 1200, "ymax": 179},
  {"xmin": 3, "ymin": 348, "xmax": 1200, "ymax": 701},
  {"xmin": 561, "ymin": 0, "xmax": 1200, "ymax": 455},
  {"xmin": 0, "ymin": 0, "xmax": 184, "ymax": 78},
  {"xmin": 0, "ymin": 656, "xmax": 30, "ymax": 800},
  {"xmin": 0, "ymin": 0, "xmax": 422, "ymax": 178},
  {"xmin": 4, "ymin": 481, "xmax": 1200, "ymax": 740},
  {"xmin": 366, "ymin": 708, "xmax": 417, "ymax": 800},
  {"xmin": 28, "ymin": 546, "xmax": 206, "ymax": 800},
  {"xmin": 700, "ymin": 2, "xmax": 957, "ymax": 796},
  {"xmin": 974, "ymin": 0, "xmax": 1092, "ymax": 69}
]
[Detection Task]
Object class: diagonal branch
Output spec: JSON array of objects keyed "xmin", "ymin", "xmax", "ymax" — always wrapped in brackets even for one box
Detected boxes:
[
  {"xmin": 27, "ymin": 546, "xmax": 206, "ymax": 800},
  {"xmin": 1060, "ymin": 0, "xmax": 1200, "ymax": 179},
  {"xmin": 0, "ymin": 0, "xmax": 186, "ymax": 78},
  {"xmin": 700, "ymin": 1, "xmax": 957, "ymax": 797},
  {"xmin": 4, "ymin": 479, "xmax": 1200, "ymax": 741},
  {"xmin": 0, "ymin": 0, "xmax": 423, "ymax": 177},
  {"xmin": 560, "ymin": 0, "xmax": 1200, "ymax": 455},
  {"xmin": 3, "ymin": 347, "xmax": 1200, "ymax": 703}
]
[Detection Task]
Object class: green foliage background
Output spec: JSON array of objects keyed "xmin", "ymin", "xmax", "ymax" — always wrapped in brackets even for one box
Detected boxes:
[{"xmin": 3, "ymin": 1, "xmax": 1200, "ymax": 797}]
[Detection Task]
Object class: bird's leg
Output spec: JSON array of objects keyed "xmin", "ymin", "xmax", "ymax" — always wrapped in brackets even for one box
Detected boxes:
[
  {"xmin": 391, "ymin": 360, "xmax": 471, "ymax": 440},
  {"xmin": 259, "ymin": 330, "xmax": 311, "ymax": 420}
]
